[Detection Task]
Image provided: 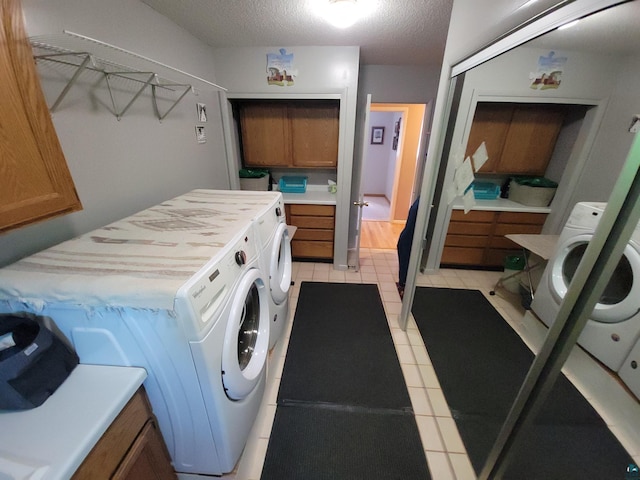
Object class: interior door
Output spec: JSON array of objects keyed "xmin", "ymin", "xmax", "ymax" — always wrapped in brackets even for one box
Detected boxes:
[{"xmin": 352, "ymin": 94, "xmax": 372, "ymax": 271}]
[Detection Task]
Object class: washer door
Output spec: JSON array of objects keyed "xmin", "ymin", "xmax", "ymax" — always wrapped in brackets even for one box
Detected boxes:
[
  {"xmin": 549, "ymin": 233, "xmax": 640, "ymax": 323},
  {"xmin": 269, "ymin": 223, "xmax": 292, "ymax": 304},
  {"xmin": 222, "ymin": 267, "xmax": 270, "ymax": 400}
]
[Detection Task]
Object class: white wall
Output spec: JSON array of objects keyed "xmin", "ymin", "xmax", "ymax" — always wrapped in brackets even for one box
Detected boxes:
[
  {"xmin": 363, "ymin": 111, "xmax": 394, "ymax": 195},
  {"xmin": 567, "ymin": 53, "xmax": 640, "ymax": 208},
  {"xmin": 1, "ymin": 0, "xmax": 229, "ymax": 266},
  {"xmin": 358, "ymin": 65, "xmax": 441, "ymax": 104},
  {"xmin": 213, "ymin": 46, "xmax": 360, "ymax": 270}
]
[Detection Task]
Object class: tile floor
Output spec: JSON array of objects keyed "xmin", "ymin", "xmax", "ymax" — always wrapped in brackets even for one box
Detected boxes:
[{"xmin": 223, "ymin": 248, "xmax": 640, "ymax": 480}]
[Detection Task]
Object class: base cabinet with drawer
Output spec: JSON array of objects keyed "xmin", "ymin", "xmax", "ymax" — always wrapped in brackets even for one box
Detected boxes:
[
  {"xmin": 73, "ymin": 387, "xmax": 176, "ymax": 480},
  {"xmin": 441, "ymin": 209, "xmax": 547, "ymax": 268},
  {"xmin": 285, "ymin": 204, "xmax": 335, "ymax": 260}
]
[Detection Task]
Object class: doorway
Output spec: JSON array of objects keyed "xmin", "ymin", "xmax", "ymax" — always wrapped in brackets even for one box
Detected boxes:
[{"xmin": 360, "ymin": 103, "xmax": 426, "ymax": 249}]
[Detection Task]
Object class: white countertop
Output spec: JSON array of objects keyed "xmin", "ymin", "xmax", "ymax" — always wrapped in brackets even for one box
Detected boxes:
[
  {"xmin": 279, "ymin": 185, "xmax": 337, "ymax": 205},
  {"xmin": 452, "ymin": 197, "xmax": 552, "ymax": 213},
  {"xmin": 0, "ymin": 364, "xmax": 147, "ymax": 480}
]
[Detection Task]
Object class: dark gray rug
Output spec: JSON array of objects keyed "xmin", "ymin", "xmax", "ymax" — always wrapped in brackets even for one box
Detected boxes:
[
  {"xmin": 261, "ymin": 282, "xmax": 430, "ymax": 480},
  {"xmin": 412, "ymin": 287, "xmax": 633, "ymax": 479}
]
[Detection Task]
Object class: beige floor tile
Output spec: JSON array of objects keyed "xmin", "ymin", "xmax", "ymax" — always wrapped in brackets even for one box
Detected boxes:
[
  {"xmin": 449, "ymin": 452, "xmax": 477, "ymax": 480},
  {"xmin": 427, "ymin": 387, "xmax": 452, "ymax": 417},
  {"xmin": 401, "ymin": 362, "xmax": 424, "ymax": 388},
  {"xmin": 425, "ymin": 451, "xmax": 455, "ymax": 480},
  {"xmin": 419, "ymin": 364, "xmax": 442, "ymax": 389},
  {"xmin": 408, "ymin": 386, "xmax": 433, "ymax": 416},
  {"xmin": 395, "ymin": 343, "xmax": 416, "ymax": 364},
  {"xmin": 436, "ymin": 417, "xmax": 467, "ymax": 453},
  {"xmin": 416, "ymin": 415, "xmax": 445, "ymax": 451}
]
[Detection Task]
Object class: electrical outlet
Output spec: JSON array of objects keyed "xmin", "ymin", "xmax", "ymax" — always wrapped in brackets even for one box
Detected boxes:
[{"xmin": 629, "ymin": 115, "xmax": 640, "ymax": 133}]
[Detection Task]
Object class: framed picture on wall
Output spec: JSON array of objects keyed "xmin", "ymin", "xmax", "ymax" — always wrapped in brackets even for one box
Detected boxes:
[{"xmin": 371, "ymin": 126, "xmax": 385, "ymax": 144}]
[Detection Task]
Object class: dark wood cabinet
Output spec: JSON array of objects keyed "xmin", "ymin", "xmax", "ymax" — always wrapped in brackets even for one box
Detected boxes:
[
  {"xmin": 441, "ymin": 209, "xmax": 547, "ymax": 268},
  {"xmin": 239, "ymin": 101, "xmax": 339, "ymax": 168},
  {"xmin": 466, "ymin": 103, "xmax": 565, "ymax": 176},
  {"xmin": 1, "ymin": 0, "xmax": 82, "ymax": 233},
  {"xmin": 72, "ymin": 387, "xmax": 176, "ymax": 480}
]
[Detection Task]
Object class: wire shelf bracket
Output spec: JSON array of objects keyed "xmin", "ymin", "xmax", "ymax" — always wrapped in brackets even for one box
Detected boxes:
[{"xmin": 30, "ymin": 31, "xmax": 226, "ymax": 121}]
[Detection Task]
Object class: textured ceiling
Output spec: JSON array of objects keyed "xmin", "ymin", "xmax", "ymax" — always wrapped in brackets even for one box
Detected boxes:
[{"xmin": 140, "ymin": 0, "xmax": 454, "ymax": 66}]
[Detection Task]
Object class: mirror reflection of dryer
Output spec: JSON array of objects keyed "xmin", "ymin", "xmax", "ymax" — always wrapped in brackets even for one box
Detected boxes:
[
  {"xmin": 531, "ymin": 202, "xmax": 640, "ymax": 373},
  {"xmin": 253, "ymin": 194, "xmax": 292, "ymax": 350}
]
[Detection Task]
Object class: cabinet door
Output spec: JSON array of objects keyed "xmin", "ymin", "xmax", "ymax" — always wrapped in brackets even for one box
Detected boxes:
[
  {"xmin": 466, "ymin": 103, "xmax": 513, "ymax": 172},
  {"xmin": 239, "ymin": 103, "xmax": 290, "ymax": 167},
  {"xmin": 1, "ymin": 0, "xmax": 82, "ymax": 233},
  {"xmin": 289, "ymin": 103, "xmax": 339, "ymax": 168},
  {"xmin": 497, "ymin": 105, "xmax": 565, "ymax": 175},
  {"xmin": 113, "ymin": 420, "xmax": 176, "ymax": 480}
]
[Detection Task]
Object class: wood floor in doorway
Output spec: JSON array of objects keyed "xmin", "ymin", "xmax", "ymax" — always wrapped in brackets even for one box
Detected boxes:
[{"xmin": 360, "ymin": 221, "xmax": 405, "ymax": 250}]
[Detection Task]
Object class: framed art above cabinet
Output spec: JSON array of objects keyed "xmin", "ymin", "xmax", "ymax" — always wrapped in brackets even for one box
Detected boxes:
[{"xmin": 237, "ymin": 99, "xmax": 339, "ymax": 169}]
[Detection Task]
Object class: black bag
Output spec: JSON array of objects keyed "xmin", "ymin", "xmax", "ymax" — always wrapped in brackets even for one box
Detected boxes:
[{"xmin": 0, "ymin": 313, "xmax": 79, "ymax": 410}]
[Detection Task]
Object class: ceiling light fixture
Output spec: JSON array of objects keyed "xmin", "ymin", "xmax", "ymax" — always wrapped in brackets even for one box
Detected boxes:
[{"xmin": 323, "ymin": 0, "xmax": 360, "ymax": 29}]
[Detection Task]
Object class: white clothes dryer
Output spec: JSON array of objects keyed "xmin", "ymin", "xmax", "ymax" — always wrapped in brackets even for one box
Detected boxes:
[
  {"xmin": 252, "ymin": 193, "xmax": 292, "ymax": 350},
  {"xmin": 0, "ymin": 192, "xmax": 271, "ymax": 476},
  {"xmin": 532, "ymin": 202, "xmax": 640, "ymax": 372}
]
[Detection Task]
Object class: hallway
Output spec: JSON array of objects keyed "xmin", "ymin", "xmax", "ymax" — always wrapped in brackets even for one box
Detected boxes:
[{"xmin": 361, "ymin": 195, "xmax": 405, "ymax": 250}]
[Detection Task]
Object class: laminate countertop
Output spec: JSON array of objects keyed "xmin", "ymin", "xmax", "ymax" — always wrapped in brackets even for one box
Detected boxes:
[
  {"xmin": 279, "ymin": 185, "xmax": 337, "ymax": 205},
  {"xmin": 452, "ymin": 197, "xmax": 552, "ymax": 213},
  {"xmin": 0, "ymin": 364, "xmax": 147, "ymax": 480}
]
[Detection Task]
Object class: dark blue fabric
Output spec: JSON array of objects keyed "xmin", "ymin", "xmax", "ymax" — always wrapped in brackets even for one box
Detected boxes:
[{"xmin": 397, "ymin": 197, "xmax": 420, "ymax": 287}]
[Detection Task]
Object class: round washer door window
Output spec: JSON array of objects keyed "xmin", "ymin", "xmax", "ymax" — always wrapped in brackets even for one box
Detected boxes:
[
  {"xmin": 269, "ymin": 223, "xmax": 292, "ymax": 304},
  {"xmin": 549, "ymin": 233, "xmax": 640, "ymax": 323},
  {"xmin": 222, "ymin": 267, "xmax": 270, "ymax": 400}
]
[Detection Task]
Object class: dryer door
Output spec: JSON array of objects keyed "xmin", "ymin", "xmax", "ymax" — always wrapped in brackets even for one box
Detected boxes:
[
  {"xmin": 549, "ymin": 233, "xmax": 640, "ymax": 323},
  {"xmin": 222, "ymin": 267, "xmax": 270, "ymax": 400},
  {"xmin": 269, "ymin": 223, "xmax": 292, "ymax": 304}
]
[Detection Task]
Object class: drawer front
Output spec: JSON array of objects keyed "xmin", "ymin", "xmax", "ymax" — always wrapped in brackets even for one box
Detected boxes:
[
  {"xmin": 497, "ymin": 212, "xmax": 547, "ymax": 225},
  {"xmin": 292, "ymin": 240, "xmax": 334, "ymax": 259},
  {"xmin": 288, "ymin": 204, "xmax": 335, "ymax": 217},
  {"xmin": 444, "ymin": 234, "xmax": 487, "ymax": 248},
  {"xmin": 441, "ymin": 246, "xmax": 485, "ymax": 265},
  {"xmin": 489, "ymin": 235, "xmax": 522, "ymax": 250},
  {"xmin": 294, "ymin": 228, "xmax": 334, "ymax": 241},
  {"xmin": 494, "ymin": 223, "xmax": 544, "ymax": 237},
  {"xmin": 447, "ymin": 222, "xmax": 493, "ymax": 236},
  {"xmin": 485, "ymin": 248, "xmax": 522, "ymax": 268},
  {"xmin": 450, "ymin": 209, "xmax": 495, "ymax": 223},
  {"xmin": 290, "ymin": 215, "xmax": 334, "ymax": 230}
]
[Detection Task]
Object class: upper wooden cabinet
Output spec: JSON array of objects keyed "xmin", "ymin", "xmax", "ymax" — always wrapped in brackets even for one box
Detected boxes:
[
  {"xmin": 465, "ymin": 102, "xmax": 566, "ymax": 176},
  {"xmin": 1, "ymin": 0, "xmax": 82, "ymax": 233},
  {"xmin": 238, "ymin": 100, "xmax": 339, "ymax": 168}
]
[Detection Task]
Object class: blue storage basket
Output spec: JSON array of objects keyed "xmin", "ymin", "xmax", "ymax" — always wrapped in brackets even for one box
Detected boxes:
[
  {"xmin": 471, "ymin": 182, "xmax": 500, "ymax": 200},
  {"xmin": 279, "ymin": 176, "xmax": 307, "ymax": 193}
]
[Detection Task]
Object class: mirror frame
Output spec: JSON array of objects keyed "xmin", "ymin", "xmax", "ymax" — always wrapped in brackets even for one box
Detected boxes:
[{"xmin": 400, "ymin": 0, "xmax": 640, "ymax": 476}]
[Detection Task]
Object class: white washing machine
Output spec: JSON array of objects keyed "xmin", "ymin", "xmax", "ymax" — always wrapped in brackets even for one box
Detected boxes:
[
  {"xmin": 0, "ymin": 191, "xmax": 271, "ymax": 476},
  {"xmin": 190, "ymin": 189, "xmax": 292, "ymax": 349},
  {"xmin": 252, "ymin": 193, "xmax": 292, "ymax": 350},
  {"xmin": 532, "ymin": 202, "xmax": 640, "ymax": 372}
]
